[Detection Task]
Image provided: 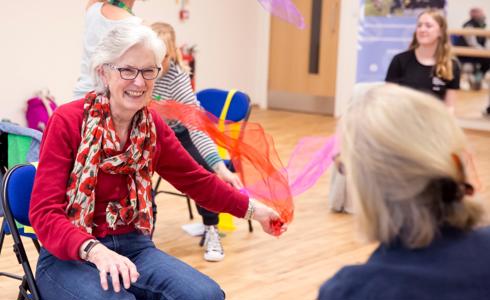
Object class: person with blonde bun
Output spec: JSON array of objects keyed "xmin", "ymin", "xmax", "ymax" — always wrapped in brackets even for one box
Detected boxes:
[{"xmin": 319, "ymin": 84, "xmax": 489, "ymax": 300}]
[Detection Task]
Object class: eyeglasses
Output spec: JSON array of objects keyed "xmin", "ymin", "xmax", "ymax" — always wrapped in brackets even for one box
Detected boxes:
[{"xmin": 105, "ymin": 64, "xmax": 161, "ymax": 80}]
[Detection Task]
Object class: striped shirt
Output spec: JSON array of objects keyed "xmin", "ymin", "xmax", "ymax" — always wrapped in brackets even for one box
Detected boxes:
[{"xmin": 152, "ymin": 62, "xmax": 222, "ymax": 168}]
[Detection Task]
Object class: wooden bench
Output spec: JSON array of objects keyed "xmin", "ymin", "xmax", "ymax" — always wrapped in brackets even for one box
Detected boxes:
[
  {"xmin": 451, "ymin": 47, "xmax": 490, "ymax": 58},
  {"xmin": 449, "ymin": 28, "xmax": 490, "ymax": 58},
  {"xmin": 448, "ymin": 28, "xmax": 490, "ymax": 38}
]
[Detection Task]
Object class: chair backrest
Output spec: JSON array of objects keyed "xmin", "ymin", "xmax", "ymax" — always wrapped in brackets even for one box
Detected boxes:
[
  {"xmin": 1, "ymin": 162, "xmax": 40, "ymax": 299},
  {"xmin": 2, "ymin": 163, "xmax": 37, "ymax": 227},
  {"xmin": 196, "ymin": 88, "xmax": 251, "ymax": 122},
  {"xmin": 196, "ymin": 89, "xmax": 251, "ymax": 159}
]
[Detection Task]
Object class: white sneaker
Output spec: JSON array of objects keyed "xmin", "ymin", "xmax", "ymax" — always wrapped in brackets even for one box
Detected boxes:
[{"xmin": 202, "ymin": 225, "xmax": 225, "ymax": 262}]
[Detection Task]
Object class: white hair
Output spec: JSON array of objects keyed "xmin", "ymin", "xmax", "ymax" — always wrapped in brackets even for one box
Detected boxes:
[
  {"xmin": 90, "ymin": 23, "xmax": 166, "ymax": 93},
  {"xmin": 340, "ymin": 84, "xmax": 483, "ymax": 248}
]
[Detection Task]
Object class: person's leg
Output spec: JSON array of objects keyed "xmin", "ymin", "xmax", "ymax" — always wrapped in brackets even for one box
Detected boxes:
[
  {"xmin": 118, "ymin": 233, "xmax": 225, "ymax": 300},
  {"xmin": 35, "ymin": 247, "xmax": 136, "ymax": 300},
  {"xmin": 173, "ymin": 126, "xmax": 218, "ymax": 218},
  {"xmin": 173, "ymin": 127, "xmax": 224, "ymax": 261}
]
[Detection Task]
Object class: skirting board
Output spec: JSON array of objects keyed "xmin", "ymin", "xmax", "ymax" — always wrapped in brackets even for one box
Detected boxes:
[
  {"xmin": 268, "ymin": 90, "xmax": 335, "ymax": 115},
  {"xmin": 457, "ymin": 117, "xmax": 490, "ymax": 132}
]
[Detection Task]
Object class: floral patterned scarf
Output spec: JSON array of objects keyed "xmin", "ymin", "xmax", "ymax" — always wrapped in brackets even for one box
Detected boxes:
[{"xmin": 66, "ymin": 93, "xmax": 156, "ymax": 235}]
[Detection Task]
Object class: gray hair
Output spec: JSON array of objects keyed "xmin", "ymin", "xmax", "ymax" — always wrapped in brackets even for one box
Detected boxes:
[
  {"xmin": 340, "ymin": 84, "xmax": 483, "ymax": 248},
  {"xmin": 90, "ymin": 23, "xmax": 166, "ymax": 93}
]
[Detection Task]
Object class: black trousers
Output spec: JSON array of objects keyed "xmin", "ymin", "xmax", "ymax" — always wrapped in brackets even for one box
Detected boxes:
[{"xmin": 174, "ymin": 127, "xmax": 219, "ymax": 226}]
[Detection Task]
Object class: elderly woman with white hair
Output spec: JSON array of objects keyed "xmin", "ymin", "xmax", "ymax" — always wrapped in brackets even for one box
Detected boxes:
[
  {"xmin": 319, "ymin": 84, "xmax": 490, "ymax": 299},
  {"xmin": 29, "ymin": 24, "xmax": 285, "ymax": 300}
]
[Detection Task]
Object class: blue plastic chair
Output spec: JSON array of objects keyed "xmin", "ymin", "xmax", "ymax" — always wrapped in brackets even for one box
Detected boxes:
[
  {"xmin": 196, "ymin": 88, "xmax": 253, "ymax": 232},
  {"xmin": 152, "ymin": 89, "xmax": 253, "ymax": 232},
  {"xmin": 197, "ymin": 88, "xmax": 251, "ymax": 171},
  {"xmin": 2, "ymin": 163, "xmax": 40, "ymax": 300},
  {"xmin": 197, "ymin": 88, "xmax": 251, "ymax": 123},
  {"xmin": 0, "ymin": 131, "xmax": 41, "ymax": 279}
]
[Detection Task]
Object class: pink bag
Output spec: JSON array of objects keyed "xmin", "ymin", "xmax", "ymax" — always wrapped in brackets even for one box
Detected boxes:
[{"xmin": 26, "ymin": 90, "xmax": 57, "ymax": 132}]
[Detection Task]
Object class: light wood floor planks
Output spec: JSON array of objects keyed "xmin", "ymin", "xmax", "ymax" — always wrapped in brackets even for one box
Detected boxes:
[{"xmin": 0, "ymin": 92, "xmax": 489, "ymax": 299}]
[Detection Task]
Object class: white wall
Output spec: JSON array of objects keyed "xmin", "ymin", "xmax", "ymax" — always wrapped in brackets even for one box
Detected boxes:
[
  {"xmin": 0, "ymin": 1, "xmax": 270, "ymax": 125},
  {"xmin": 2, "ymin": 1, "xmax": 85, "ymax": 125},
  {"xmin": 447, "ymin": 0, "xmax": 490, "ymax": 29},
  {"xmin": 334, "ymin": 0, "xmax": 361, "ymax": 117},
  {"xmin": 4, "ymin": 1, "xmax": 487, "ymax": 125},
  {"xmin": 137, "ymin": 0, "xmax": 270, "ymax": 109},
  {"xmin": 334, "ymin": 0, "xmax": 490, "ymax": 117}
]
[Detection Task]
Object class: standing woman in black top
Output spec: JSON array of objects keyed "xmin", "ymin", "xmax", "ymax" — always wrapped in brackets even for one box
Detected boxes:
[{"xmin": 386, "ymin": 10, "xmax": 460, "ymax": 113}]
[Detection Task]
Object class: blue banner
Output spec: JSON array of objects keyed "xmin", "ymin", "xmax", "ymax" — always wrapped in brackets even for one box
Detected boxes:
[{"xmin": 356, "ymin": 0, "xmax": 447, "ymax": 82}]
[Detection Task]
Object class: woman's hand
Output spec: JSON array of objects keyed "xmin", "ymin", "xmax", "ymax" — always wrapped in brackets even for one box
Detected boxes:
[
  {"xmin": 214, "ymin": 162, "xmax": 243, "ymax": 189},
  {"xmin": 251, "ymin": 200, "xmax": 288, "ymax": 236},
  {"xmin": 86, "ymin": 243, "xmax": 139, "ymax": 292}
]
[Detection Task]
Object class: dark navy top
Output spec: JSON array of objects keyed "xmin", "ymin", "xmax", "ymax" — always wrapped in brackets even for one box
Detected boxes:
[{"xmin": 319, "ymin": 226, "xmax": 490, "ymax": 300}]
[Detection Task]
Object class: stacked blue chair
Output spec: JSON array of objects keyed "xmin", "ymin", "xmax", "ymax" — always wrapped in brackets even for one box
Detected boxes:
[
  {"xmin": 196, "ymin": 88, "xmax": 251, "ymax": 172},
  {"xmin": 196, "ymin": 88, "xmax": 252, "ymax": 232}
]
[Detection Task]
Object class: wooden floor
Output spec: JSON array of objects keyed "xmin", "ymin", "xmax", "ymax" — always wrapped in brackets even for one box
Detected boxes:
[
  {"xmin": 0, "ymin": 99, "xmax": 489, "ymax": 299},
  {"xmin": 454, "ymin": 89, "xmax": 490, "ymax": 131},
  {"xmin": 454, "ymin": 89, "xmax": 489, "ymax": 119}
]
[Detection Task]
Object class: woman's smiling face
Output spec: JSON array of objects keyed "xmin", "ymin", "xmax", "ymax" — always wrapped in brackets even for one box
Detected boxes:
[
  {"xmin": 101, "ymin": 43, "xmax": 159, "ymax": 116},
  {"xmin": 415, "ymin": 13, "xmax": 441, "ymax": 46}
]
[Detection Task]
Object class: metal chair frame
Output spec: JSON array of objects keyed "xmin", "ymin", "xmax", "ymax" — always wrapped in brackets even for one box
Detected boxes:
[
  {"xmin": 2, "ymin": 163, "xmax": 41, "ymax": 300},
  {"xmin": 0, "ymin": 132, "xmax": 41, "ymax": 286}
]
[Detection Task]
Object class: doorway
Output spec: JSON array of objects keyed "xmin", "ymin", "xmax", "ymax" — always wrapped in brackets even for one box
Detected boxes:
[{"xmin": 268, "ymin": 0, "xmax": 340, "ymax": 115}]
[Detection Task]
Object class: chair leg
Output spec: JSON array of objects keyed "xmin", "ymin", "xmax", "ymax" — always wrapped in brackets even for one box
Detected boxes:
[
  {"xmin": 151, "ymin": 177, "xmax": 163, "ymax": 239},
  {"xmin": 16, "ymin": 279, "xmax": 24, "ymax": 300},
  {"xmin": 32, "ymin": 239, "xmax": 41, "ymax": 253},
  {"xmin": 199, "ymin": 234, "xmax": 205, "ymax": 247},
  {"xmin": 248, "ymin": 220, "xmax": 253, "ymax": 233},
  {"xmin": 0, "ymin": 271, "xmax": 22, "ymax": 280},
  {"xmin": 0, "ymin": 219, "xmax": 6, "ymax": 255},
  {"xmin": 151, "ymin": 200, "xmax": 157, "ymax": 239},
  {"xmin": 18, "ymin": 275, "xmax": 38, "ymax": 300},
  {"xmin": 154, "ymin": 176, "xmax": 163, "ymax": 192},
  {"xmin": 153, "ymin": 176, "xmax": 193, "ymax": 222},
  {"xmin": 186, "ymin": 196, "xmax": 194, "ymax": 220},
  {"xmin": 17, "ymin": 277, "xmax": 28, "ymax": 300},
  {"xmin": 12, "ymin": 237, "xmax": 40, "ymax": 300},
  {"xmin": 16, "ymin": 249, "xmax": 40, "ymax": 300}
]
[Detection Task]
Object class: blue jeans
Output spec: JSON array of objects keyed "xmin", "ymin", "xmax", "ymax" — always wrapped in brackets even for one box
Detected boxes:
[{"xmin": 35, "ymin": 232, "xmax": 225, "ymax": 300}]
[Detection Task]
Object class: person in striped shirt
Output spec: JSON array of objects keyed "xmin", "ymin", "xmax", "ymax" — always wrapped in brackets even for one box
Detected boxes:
[{"xmin": 151, "ymin": 22, "xmax": 242, "ymax": 262}]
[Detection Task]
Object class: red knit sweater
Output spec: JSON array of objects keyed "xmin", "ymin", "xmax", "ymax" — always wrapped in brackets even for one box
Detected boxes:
[{"xmin": 29, "ymin": 99, "xmax": 248, "ymax": 261}]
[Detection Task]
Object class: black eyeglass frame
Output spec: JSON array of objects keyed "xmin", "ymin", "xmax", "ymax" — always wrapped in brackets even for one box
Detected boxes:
[{"xmin": 105, "ymin": 63, "xmax": 161, "ymax": 80}]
